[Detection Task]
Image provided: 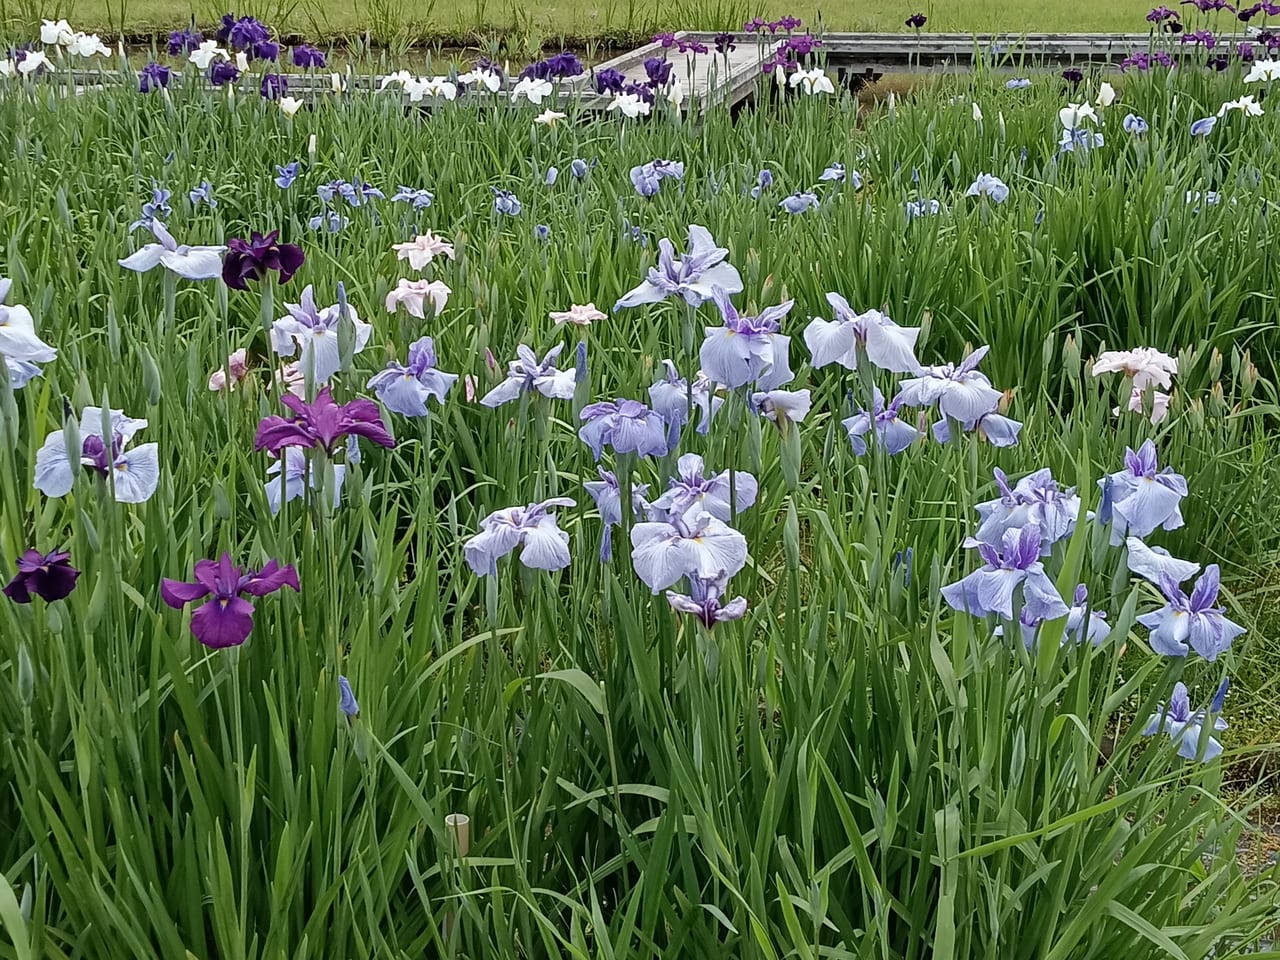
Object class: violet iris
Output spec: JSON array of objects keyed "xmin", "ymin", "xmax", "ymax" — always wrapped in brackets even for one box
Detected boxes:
[
  {"xmin": 254, "ymin": 387, "xmax": 396, "ymax": 455},
  {"xmin": 161, "ymin": 553, "xmax": 299, "ymax": 649},
  {"xmin": 139, "ymin": 62, "xmax": 171, "ymax": 92}
]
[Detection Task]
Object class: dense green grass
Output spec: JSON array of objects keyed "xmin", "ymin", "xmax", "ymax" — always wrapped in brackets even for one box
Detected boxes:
[
  {"xmin": 11, "ymin": 0, "xmax": 1188, "ymax": 41},
  {"xmin": 1, "ymin": 43, "xmax": 1279, "ymax": 959}
]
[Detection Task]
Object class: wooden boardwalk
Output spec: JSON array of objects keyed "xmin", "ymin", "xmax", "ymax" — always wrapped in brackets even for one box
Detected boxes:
[{"xmin": 54, "ymin": 31, "xmax": 1163, "ymax": 110}]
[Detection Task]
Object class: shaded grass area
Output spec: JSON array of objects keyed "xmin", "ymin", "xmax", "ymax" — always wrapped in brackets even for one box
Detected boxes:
[{"xmin": 40, "ymin": 0, "xmax": 1164, "ymax": 42}]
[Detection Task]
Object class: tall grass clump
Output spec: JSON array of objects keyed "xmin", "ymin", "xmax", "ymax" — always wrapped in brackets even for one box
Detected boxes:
[{"xmin": 0, "ymin": 21, "xmax": 1279, "ymax": 960}]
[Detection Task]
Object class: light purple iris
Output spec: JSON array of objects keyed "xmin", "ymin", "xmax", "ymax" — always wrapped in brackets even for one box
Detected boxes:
[
  {"xmin": 254, "ymin": 387, "xmax": 396, "ymax": 455},
  {"xmin": 649, "ymin": 453, "xmax": 757, "ymax": 523},
  {"xmin": 648, "ymin": 359, "xmax": 723, "ymax": 448},
  {"xmin": 463, "ymin": 498, "xmax": 575, "ymax": 576},
  {"xmin": 931, "ymin": 409, "xmax": 1023, "ymax": 448},
  {"xmin": 1137, "ymin": 564, "xmax": 1245, "ymax": 661},
  {"xmin": 270, "ymin": 285, "xmax": 372, "ymax": 384},
  {"xmin": 803, "ymin": 294, "xmax": 921, "ymax": 374},
  {"xmin": 34, "ymin": 407, "xmax": 160, "ymax": 503},
  {"xmin": 1142, "ymin": 680, "xmax": 1228, "ymax": 762},
  {"xmin": 897, "ymin": 345, "xmax": 1003, "ymax": 423},
  {"xmin": 941, "ymin": 524, "xmax": 1070, "ymax": 621},
  {"xmin": 1097, "ymin": 440, "xmax": 1188, "ymax": 544},
  {"xmin": 666, "ymin": 574, "xmax": 748, "ymax": 628},
  {"xmin": 1065, "ymin": 584, "xmax": 1111, "ymax": 646},
  {"xmin": 779, "ymin": 191, "xmax": 819, "ymax": 214},
  {"xmin": 969, "ymin": 468, "xmax": 1081, "ymax": 550},
  {"xmin": 161, "ymin": 553, "xmax": 300, "ymax": 649},
  {"xmin": 630, "ymin": 510, "xmax": 748, "ymax": 593},
  {"xmin": 265, "ymin": 446, "xmax": 346, "ymax": 514},
  {"xmin": 584, "ymin": 468, "xmax": 650, "ymax": 561},
  {"xmin": 479, "ymin": 344, "xmax": 577, "ymax": 407},
  {"xmin": 629, "ymin": 159, "xmax": 684, "ymax": 198},
  {"xmin": 998, "ymin": 584, "xmax": 1110, "ymax": 649},
  {"xmin": 699, "ymin": 286, "xmax": 794, "ymax": 389},
  {"xmin": 1125, "ymin": 537, "xmax": 1200, "ymax": 585},
  {"xmin": 366, "ymin": 336, "xmax": 457, "ymax": 417},
  {"xmin": 579, "ymin": 399, "xmax": 668, "ymax": 460},
  {"xmin": 614, "ymin": 224, "xmax": 743, "ymax": 310},
  {"xmin": 842, "ymin": 389, "xmax": 920, "ymax": 455}
]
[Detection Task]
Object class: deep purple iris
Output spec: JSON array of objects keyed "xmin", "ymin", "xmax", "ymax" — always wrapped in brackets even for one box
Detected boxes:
[
  {"xmin": 622, "ymin": 81, "xmax": 656, "ymax": 103},
  {"xmin": 644, "ymin": 56, "xmax": 673, "ymax": 86},
  {"xmin": 547, "ymin": 51, "xmax": 584, "ymax": 75},
  {"xmin": 3, "ymin": 549, "xmax": 80, "ymax": 603},
  {"xmin": 1207, "ymin": 53, "xmax": 1230, "ymax": 68},
  {"xmin": 260, "ymin": 72, "xmax": 287, "ymax": 100},
  {"xmin": 653, "ymin": 32, "xmax": 678, "ymax": 48},
  {"xmin": 714, "ymin": 32, "xmax": 737, "ymax": 53},
  {"xmin": 222, "ymin": 230, "xmax": 304, "ymax": 289},
  {"xmin": 595, "ymin": 67, "xmax": 626, "ymax": 93},
  {"xmin": 252, "ymin": 40, "xmax": 280, "ymax": 61},
  {"xmin": 1147, "ymin": 4, "xmax": 1180, "ymax": 20},
  {"xmin": 168, "ymin": 27, "xmax": 202, "ymax": 55},
  {"xmin": 744, "ymin": 16, "xmax": 768, "ymax": 31},
  {"xmin": 906, "ymin": 12, "xmax": 927, "ymax": 27},
  {"xmin": 227, "ymin": 15, "xmax": 270, "ymax": 49},
  {"xmin": 139, "ymin": 62, "xmax": 171, "ymax": 93},
  {"xmin": 209, "ymin": 61, "xmax": 240, "ymax": 85},
  {"xmin": 1181, "ymin": 28, "xmax": 1217, "ymax": 46},
  {"xmin": 783, "ymin": 33, "xmax": 823, "ymax": 57},
  {"xmin": 774, "ymin": 15, "xmax": 803, "ymax": 29},
  {"xmin": 1239, "ymin": 1, "xmax": 1263, "ymax": 18},
  {"xmin": 291, "ymin": 43, "xmax": 327, "ymax": 67},
  {"xmin": 161, "ymin": 553, "xmax": 299, "ymax": 649},
  {"xmin": 215, "ymin": 13, "xmax": 236, "ymax": 43},
  {"xmin": 1062, "ymin": 67, "xmax": 1084, "ymax": 85},
  {"xmin": 678, "ymin": 38, "xmax": 709, "ymax": 53},
  {"xmin": 254, "ymin": 387, "xmax": 395, "ymax": 455}
]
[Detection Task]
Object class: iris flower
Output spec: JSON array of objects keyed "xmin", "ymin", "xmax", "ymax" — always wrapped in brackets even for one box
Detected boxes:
[
  {"xmin": 842, "ymin": 388, "xmax": 920, "ymax": 455},
  {"xmin": 1123, "ymin": 113, "xmax": 1150, "ymax": 134},
  {"xmin": 804, "ymin": 293, "xmax": 921, "ymax": 373},
  {"xmin": 1097, "ymin": 440, "xmax": 1187, "ymax": 544},
  {"xmin": 779, "ymin": 191, "xmax": 820, "ymax": 213},
  {"xmin": 649, "ymin": 453, "xmax": 757, "ymax": 523},
  {"xmin": 366, "ymin": 336, "xmax": 457, "ymax": 417},
  {"xmin": 190, "ymin": 40, "xmax": 229, "ymax": 69},
  {"xmin": 615, "ymin": 224, "xmax": 742, "ymax": 310},
  {"xmin": 510, "ymin": 77, "xmax": 553, "ymax": 104},
  {"xmin": 458, "ymin": 67, "xmax": 502, "ymax": 92},
  {"xmin": 464, "ymin": 498, "xmax": 575, "ymax": 575},
  {"xmin": 1138, "ymin": 564, "xmax": 1245, "ymax": 660},
  {"xmin": 1125, "ymin": 537, "xmax": 1201, "ymax": 585},
  {"xmin": 492, "ymin": 188, "xmax": 522, "ymax": 216},
  {"xmin": 905, "ymin": 199, "xmax": 942, "ymax": 221},
  {"xmin": 275, "ymin": 162, "xmax": 300, "ymax": 189},
  {"xmin": 1142, "ymin": 680, "xmax": 1228, "ymax": 762},
  {"xmin": 119, "ymin": 221, "xmax": 226, "ymax": 281},
  {"xmin": 970, "ymin": 468, "xmax": 1080, "ymax": 550},
  {"xmin": 254, "ymin": 387, "xmax": 395, "ymax": 455},
  {"xmin": 584, "ymin": 468, "xmax": 650, "ymax": 561},
  {"xmin": 392, "ymin": 231, "xmax": 455, "ymax": 270},
  {"xmin": 941, "ymin": 524, "xmax": 1070, "ymax": 621},
  {"xmin": 752, "ymin": 388, "xmax": 811, "ymax": 426},
  {"xmin": 579, "ymin": 399, "xmax": 668, "ymax": 459},
  {"xmin": 965, "ymin": 173, "xmax": 1010, "ymax": 203},
  {"xmin": 700, "ymin": 286, "xmax": 794, "ymax": 389},
  {"xmin": 385, "ymin": 278, "xmax": 450, "ymax": 318},
  {"xmin": 265, "ymin": 446, "xmax": 346, "ymax": 514},
  {"xmin": 896, "ymin": 345, "xmax": 1003, "ymax": 423},
  {"xmin": 338, "ymin": 676, "xmax": 359, "ymax": 717},
  {"xmin": 0, "ymin": 279, "xmax": 57, "ymax": 377},
  {"xmin": 550, "ymin": 303, "xmax": 606, "ymax": 326},
  {"xmin": 789, "ymin": 67, "xmax": 834, "ymax": 94},
  {"xmin": 34, "ymin": 407, "xmax": 160, "ymax": 503},
  {"xmin": 390, "ymin": 186, "xmax": 435, "ymax": 209},
  {"xmin": 648, "ymin": 360, "xmax": 723, "ymax": 446},
  {"xmin": 269, "ymin": 285, "xmax": 371, "ymax": 383},
  {"xmin": 222, "ymin": 230, "xmax": 304, "ymax": 289},
  {"xmin": 630, "ymin": 510, "xmax": 748, "ymax": 593},
  {"xmin": 3, "ymin": 549, "xmax": 80, "ymax": 603},
  {"xmin": 480, "ymin": 344, "xmax": 577, "ymax": 407},
  {"xmin": 667, "ymin": 574, "xmax": 748, "ymax": 628},
  {"xmin": 162, "ymin": 554, "xmax": 299, "ymax": 649},
  {"xmin": 608, "ymin": 92, "xmax": 652, "ymax": 118}
]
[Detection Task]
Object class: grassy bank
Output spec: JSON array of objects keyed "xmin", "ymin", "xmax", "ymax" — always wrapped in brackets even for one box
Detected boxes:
[{"xmin": 23, "ymin": 0, "xmax": 1174, "ymax": 42}]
